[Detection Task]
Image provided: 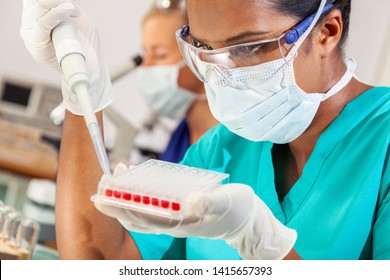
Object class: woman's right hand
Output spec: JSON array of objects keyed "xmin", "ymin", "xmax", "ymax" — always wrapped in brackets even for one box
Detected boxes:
[{"xmin": 20, "ymin": 0, "xmax": 113, "ymax": 115}]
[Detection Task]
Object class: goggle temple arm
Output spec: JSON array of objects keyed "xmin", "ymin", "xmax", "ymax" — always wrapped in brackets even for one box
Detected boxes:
[
  {"xmin": 285, "ymin": 3, "xmax": 334, "ymax": 45},
  {"xmin": 180, "ymin": 25, "xmax": 191, "ymax": 39}
]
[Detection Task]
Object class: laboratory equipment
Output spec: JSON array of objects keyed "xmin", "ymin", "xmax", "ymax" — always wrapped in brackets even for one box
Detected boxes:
[
  {"xmin": 0, "ymin": 203, "xmax": 40, "ymax": 260},
  {"xmin": 0, "ymin": 173, "xmax": 56, "ymax": 253},
  {"xmin": 92, "ymin": 159, "xmax": 229, "ymax": 220},
  {"xmin": 109, "ymin": 54, "xmax": 143, "ymax": 83},
  {"xmin": 0, "ymin": 205, "xmax": 15, "ymax": 238},
  {"xmin": 0, "ymin": 76, "xmax": 61, "ymax": 179},
  {"xmin": 1, "ymin": 211, "xmax": 23, "ymax": 242},
  {"xmin": 0, "ymin": 76, "xmax": 62, "ymax": 138},
  {"xmin": 16, "ymin": 218, "xmax": 40, "ymax": 260},
  {"xmin": 26, "ymin": 179, "xmax": 55, "ymax": 207},
  {"xmin": 49, "ymin": 53, "xmax": 143, "ymax": 126},
  {"xmin": 0, "ymin": 119, "xmax": 58, "ymax": 179},
  {"xmin": 51, "ymin": 21, "xmax": 110, "ymax": 176},
  {"xmin": 48, "ymin": 52, "xmax": 173, "ymax": 165}
]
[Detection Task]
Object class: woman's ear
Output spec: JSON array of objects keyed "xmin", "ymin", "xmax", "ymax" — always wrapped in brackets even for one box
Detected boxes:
[{"xmin": 317, "ymin": 9, "xmax": 344, "ymax": 58}]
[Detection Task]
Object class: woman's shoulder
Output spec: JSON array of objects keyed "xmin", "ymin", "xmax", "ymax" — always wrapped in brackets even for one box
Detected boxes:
[
  {"xmin": 346, "ymin": 86, "xmax": 390, "ymax": 121},
  {"xmin": 359, "ymin": 86, "xmax": 390, "ymax": 104},
  {"xmin": 333, "ymin": 86, "xmax": 390, "ymax": 144}
]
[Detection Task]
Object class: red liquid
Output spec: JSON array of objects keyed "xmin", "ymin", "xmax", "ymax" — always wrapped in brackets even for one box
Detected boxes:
[
  {"xmin": 105, "ymin": 189, "xmax": 113, "ymax": 197},
  {"xmin": 171, "ymin": 202, "xmax": 181, "ymax": 211},
  {"xmin": 151, "ymin": 198, "xmax": 159, "ymax": 206},
  {"xmin": 161, "ymin": 200, "xmax": 170, "ymax": 209},
  {"xmin": 114, "ymin": 191, "xmax": 122, "ymax": 199},
  {"xmin": 143, "ymin": 196, "xmax": 151, "ymax": 205},
  {"xmin": 133, "ymin": 195, "xmax": 141, "ymax": 203},
  {"xmin": 123, "ymin": 193, "xmax": 132, "ymax": 201}
]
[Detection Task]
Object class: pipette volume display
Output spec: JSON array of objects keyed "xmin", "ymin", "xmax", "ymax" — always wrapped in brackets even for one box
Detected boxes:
[{"xmin": 92, "ymin": 159, "xmax": 230, "ymax": 220}]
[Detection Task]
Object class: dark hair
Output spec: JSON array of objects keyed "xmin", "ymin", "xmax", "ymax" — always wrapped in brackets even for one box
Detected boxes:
[{"xmin": 268, "ymin": 0, "xmax": 351, "ymax": 49}]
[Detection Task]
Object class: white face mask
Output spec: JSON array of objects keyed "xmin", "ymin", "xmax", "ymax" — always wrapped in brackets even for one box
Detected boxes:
[
  {"xmin": 138, "ymin": 61, "xmax": 198, "ymax": 119},
  {"xmin": 203, "ymin": 1, "xmax": 356, "ymax": 143}
]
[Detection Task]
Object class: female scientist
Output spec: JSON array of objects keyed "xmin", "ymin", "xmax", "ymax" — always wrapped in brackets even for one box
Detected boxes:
[
  {"xmin": 137, "ymin": 0, "xmax": 217, "ymax": 163},
  {"xmin": 20, "ymin": 0, "xmax": 389, "ymax": 260}
]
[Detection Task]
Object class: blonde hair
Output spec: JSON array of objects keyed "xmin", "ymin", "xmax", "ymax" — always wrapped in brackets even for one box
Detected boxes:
[{"xmin": 142, "ymin": 0, "xmax": 189, "ymax": 26}]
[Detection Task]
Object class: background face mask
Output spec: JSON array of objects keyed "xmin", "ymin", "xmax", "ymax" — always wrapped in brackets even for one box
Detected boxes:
[{"xmin": 138, "ymin": 62, "xmax": 197, "ymax": 119}]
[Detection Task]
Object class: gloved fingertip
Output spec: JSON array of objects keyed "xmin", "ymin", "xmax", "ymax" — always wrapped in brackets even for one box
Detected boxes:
[
  {"xmin": 68, "ymin": 2, "xmax": 81, "ymax": 17},
  {"xmin": 184, "ymin": 192, "xmax": 207, "ymax": 216},
  {"xmin": 54, "ymin": 3, "xmax": 80, "ymax": 19},
  {"xmin": 60, "ymin": 2, "xmax": 77, "ymax": 12},
  {"xmin": 113, "ymin": 162, "xmax": 128, "ymax": 176},
  {"xmin": 201, "ymin": 189, "xmax": 232, "ymax": 215},
  {"xmin": 101, "ymin": 174, "xmax": 108, "ymax": 181}
]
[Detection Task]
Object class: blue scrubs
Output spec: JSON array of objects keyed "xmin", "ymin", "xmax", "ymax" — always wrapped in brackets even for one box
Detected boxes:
[
  {"xmin": 131, "ymin": 87, "xmax": 390, "ymax": 260},
  {"xmin": 158, "ymin": 119, "xmax": 191, "ymax": 163}
]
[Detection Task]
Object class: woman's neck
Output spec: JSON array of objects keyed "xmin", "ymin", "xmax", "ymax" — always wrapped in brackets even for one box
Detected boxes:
[
  {"xmin": 289, "ymin": 77, "xmax": 371, "ymax": 175},
  {"xmin": 186, "ymin": 98, "xmax": 218, "ymax": 145}
]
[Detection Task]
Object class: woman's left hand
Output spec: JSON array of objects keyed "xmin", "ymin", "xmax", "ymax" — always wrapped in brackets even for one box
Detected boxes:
[{"xmin": 94, "ymin": 163, "xmax": 297, "ymax": 260}]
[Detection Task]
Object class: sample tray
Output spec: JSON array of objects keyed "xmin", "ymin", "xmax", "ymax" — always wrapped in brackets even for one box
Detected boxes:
[{"xmin": 92, "ymin": 159, "xmax": 229, "ymax": 220}]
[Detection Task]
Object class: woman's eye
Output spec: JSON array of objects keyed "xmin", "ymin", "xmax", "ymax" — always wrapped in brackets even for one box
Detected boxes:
[
  {"xmin": 199, "ymin": 45, "xmax": 211, "ymax": 51},
  {"xmin": 237, "ymin": 44, "xmax": 263, "ymax": 54},
  {"xmin": 191, "ymin": 39, "xmax": 212, "ymax": 51},
  {"xmin": 229, "ymin": 44, "xmax": 264, "ymax": 59}
]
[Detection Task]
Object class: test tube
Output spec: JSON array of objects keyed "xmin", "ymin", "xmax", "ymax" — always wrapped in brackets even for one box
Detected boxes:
[
  {"xmin": 7, "ymin": 214, "xmax": 24, "ymax": 249},
  {"xmin": 0, "ymin": 205, "xmax": 15, "ymax": 241},
  {"xmin": 16, "ymin": 218, "xmax": 40, "ymax": 260},
  {"xmin": 1, "ymin": 211, "xmax": 23, "ymax": 242}
]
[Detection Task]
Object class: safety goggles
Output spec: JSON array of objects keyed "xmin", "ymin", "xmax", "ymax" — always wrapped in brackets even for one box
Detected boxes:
[{"xmin": 176, "ymin": 3, "xmax": 334, "ymax": 83}]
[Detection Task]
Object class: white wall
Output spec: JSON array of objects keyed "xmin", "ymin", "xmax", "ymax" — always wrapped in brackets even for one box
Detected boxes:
[
  {"xmin": 0, "ymin": 0, "xmax": 389, "ymax": 129},
  {"xmin": 346, "ymin": 0, "xmax": 390, "ymax": 86},
  {"xmin": 376, "ymin": 17, "xmax": 390, "ymax": 85}
]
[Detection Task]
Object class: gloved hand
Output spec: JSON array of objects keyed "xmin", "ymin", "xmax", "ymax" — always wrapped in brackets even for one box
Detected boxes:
[
  {"xmin": 20, "ymin": 0, "xmax": 113, "ymax": 115},
  {"xmin": 95, "ymin": 163, "xmax": 298, "ymax": 260}
]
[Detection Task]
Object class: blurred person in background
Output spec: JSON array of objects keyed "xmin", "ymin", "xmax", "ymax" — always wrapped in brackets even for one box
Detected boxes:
[{"xmin": 133, "ymin": 0, "xmax": 218, "ymax": 164}]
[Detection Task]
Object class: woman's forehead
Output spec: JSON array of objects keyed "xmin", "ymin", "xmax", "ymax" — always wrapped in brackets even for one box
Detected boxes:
[{"xmin": 186, "ymin": 0, "xmax": 295, "ymax": 47}]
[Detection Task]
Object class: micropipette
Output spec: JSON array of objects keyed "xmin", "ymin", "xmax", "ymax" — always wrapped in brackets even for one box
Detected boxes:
[{"xmin": 51, "ymin": 21, "xmax": 111, "ymax": 176}]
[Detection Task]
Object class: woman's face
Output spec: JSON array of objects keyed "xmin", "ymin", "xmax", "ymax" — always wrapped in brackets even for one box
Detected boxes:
[
  {"xmin": 142, "ymin": 13, "xmax": 184, "ymax": 66},
  {"xmin": 142, "ymin": 13, "xmax": 204, "ymax": 93},
  {"xmin": 186, "ymin": 0, "xmax": 326, "ymax": 93}
]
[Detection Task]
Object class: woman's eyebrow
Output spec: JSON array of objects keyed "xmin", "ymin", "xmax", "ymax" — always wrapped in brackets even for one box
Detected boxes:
[
  {"xmin": 224, "ymin": 31, "xmax": 271, "ymax": 44},
  {"xmin": 190, "ymin": 30, "xmax": 271, "ymax": 48}
]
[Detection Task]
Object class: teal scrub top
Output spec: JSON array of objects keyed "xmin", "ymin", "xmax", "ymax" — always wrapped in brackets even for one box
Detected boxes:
[{"xmin": 130, "ymin": 87, "xmax": 390, "ymax": 260}]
